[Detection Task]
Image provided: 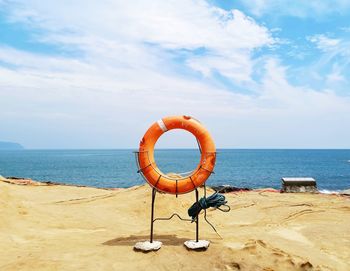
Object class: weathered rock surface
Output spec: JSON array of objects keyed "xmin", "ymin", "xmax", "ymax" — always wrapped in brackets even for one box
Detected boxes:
[{"xmin": 211, "ymin": 185, "xmax": 251, "ymax": 193}]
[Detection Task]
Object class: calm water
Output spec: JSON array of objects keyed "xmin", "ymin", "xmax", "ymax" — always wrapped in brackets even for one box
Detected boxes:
[{"xmin": 0, "ymin": 149, "xmax": 349, "ymax": 191}]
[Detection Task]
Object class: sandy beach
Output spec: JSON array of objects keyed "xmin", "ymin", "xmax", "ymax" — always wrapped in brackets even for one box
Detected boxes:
[{"xmin": 1, "ymin": 178, "xmax": 349, "ymax": 271}]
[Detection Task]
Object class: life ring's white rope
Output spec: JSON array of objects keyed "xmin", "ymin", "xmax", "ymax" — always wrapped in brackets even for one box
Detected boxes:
[{"xmin": 157, "ymin": 119, "xmax": 168, "ymax": 132}]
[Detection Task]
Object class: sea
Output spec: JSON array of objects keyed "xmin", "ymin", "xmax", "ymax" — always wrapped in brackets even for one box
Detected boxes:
[{"xmin": 0, "ymin": 149, "xmax": 349, "ymax": 191}]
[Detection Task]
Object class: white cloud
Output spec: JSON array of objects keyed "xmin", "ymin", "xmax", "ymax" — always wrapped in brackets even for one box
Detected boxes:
[
  {"xmin": 0, "ymin": 1, "xmax": 273, "ymax": 114},
  {"xmin": 2, "ymin": 1, "xmax": 274, "ymax": 84},
  {"xmin": 3, "ymin": 2, "xmax": 272, "ymax": 50},
  {"xmin": 186, "ymin": 51, "xmax": 253, "ymax": 82},
  {"xmin": 304, "ymin": 34, "xmax": 350, "ymax": 92},
  {"xmin": 308, "ymin": 34, "xmax": 340, "ymax": 52},
  {"xmin": 0, "ymin": 1, "xmax": 349, "ymax": 148},
  {"xmin": 260, "ymin": 59, "xmax": 349, "ymax": 112},
  {"xmin": 326, "ymin": 64, "xmax": 346, "ymax": 83}
]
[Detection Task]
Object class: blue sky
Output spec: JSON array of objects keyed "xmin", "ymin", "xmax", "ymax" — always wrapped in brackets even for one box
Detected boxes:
[{"xmin": 0, "ymin": 0, "xmax": 349, "ymax": 149}]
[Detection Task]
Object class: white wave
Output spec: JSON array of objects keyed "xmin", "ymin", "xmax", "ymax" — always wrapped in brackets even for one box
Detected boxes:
[{"xmin": 319, "ymin": 189, "xmax": 340, "ymax": 194}]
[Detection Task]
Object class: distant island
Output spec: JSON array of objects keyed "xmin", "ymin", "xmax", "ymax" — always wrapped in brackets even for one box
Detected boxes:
[{"xmin": 0, "ymin": 141, "xmax": 24, "ymax": 150}]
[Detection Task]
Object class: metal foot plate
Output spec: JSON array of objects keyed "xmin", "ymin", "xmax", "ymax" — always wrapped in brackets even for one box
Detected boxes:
[
  {"xmin": 184, "ymin": 240, "xmax": 210, "ymax": 250},
  {"xmin": 134, "ymin": 241, "xmax": 162, "ymax": 251}
]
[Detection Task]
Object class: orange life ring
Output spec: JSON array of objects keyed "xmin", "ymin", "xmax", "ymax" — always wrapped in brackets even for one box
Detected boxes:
[{"xmin": 137, "ymin": 115, "xmax": 216, "ymax": 194}]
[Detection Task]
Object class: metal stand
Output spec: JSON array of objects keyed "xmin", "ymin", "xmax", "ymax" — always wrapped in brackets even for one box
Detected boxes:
[
  {"xmin": 150, "ymin": 188, "xmax": 156, "ymax": 243},
  {"xmin": 133, "ymin": 150, "xmax": 216, "ymax": 250},
  {"xmin": 149, "ymin": 187, "xmax": 199, "ymax": 243},
  {"xmin": 195, "ymin": 188, "xmax": 199, "ymax": 242}
]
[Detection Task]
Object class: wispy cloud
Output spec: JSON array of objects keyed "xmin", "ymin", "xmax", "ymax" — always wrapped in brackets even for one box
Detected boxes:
[
  {"xmin": 308, "ymin": 34, "xmax": 341, "ymax": 52},
  {"xmin": 0, "ymin": 1, "xmax": 349, "ymax": 148},
  {"xmin": 304, "ymin": 34, "xmax": 350, "ymax": 90}
]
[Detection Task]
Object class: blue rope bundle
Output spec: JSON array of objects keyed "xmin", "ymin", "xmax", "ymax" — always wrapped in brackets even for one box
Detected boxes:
[{"xmin": 188, "ymin": 192, "xmax": 229, "ymax": 221}]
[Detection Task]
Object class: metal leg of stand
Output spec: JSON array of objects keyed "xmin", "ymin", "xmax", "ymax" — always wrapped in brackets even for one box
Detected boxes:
[
  {"xmin": 195, "ymin": 188, "xmax": 199, "ymax": 242},
  {"xmin": 150, "ymin": 188, "xmax": 156, "ymax": 243}
]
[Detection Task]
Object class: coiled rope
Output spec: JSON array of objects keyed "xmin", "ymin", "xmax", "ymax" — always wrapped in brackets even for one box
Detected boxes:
[{"xmin": 188, "ymin": 187, "xmax": 230, "ymax": 238}]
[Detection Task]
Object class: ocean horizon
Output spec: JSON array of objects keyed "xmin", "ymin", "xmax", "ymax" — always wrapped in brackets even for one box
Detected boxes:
[{"xmin": 1, "ymin": 149, "xmax": 349, "ymax": 191}]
